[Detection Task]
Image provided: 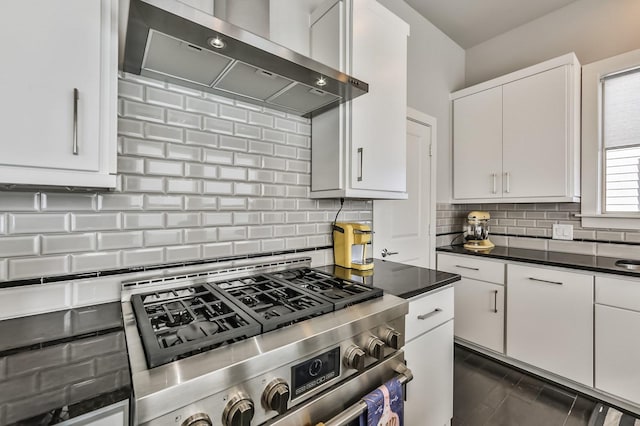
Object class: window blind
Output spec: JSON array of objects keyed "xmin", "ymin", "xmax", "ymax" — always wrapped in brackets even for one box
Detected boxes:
[{"xmin": 602, "ymin": 68, "xmax": 640, "ymax": 213}]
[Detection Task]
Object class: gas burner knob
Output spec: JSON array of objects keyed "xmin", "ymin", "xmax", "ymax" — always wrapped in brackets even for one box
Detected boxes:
[
  {"xmin": 344, "ymin": 345, "xmax": 366, "ymax": 371},
  {"xmin": 366, "ymin": 337, "xmax": 386, "ymax": 361},
  {"xmin": 383, "ymin": 329, "xmax": 402, "ymax": 350},
  {"xmin": 181, "ymin": 413, "xmax": 212, "ymax": 426},
  {"xmin": 263, "ymin": 378, "xmax": 290, "ymax": 415},
  {"xmin": 222, "ymin": 392, "xmax": 254, "ymax": 426}
]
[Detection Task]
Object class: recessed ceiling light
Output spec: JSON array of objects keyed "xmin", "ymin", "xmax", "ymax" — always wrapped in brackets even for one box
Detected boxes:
[
  {"xmin": 208, "ymin": 36, "xmax": 225, "ymax": 49},
  {"xmin": 316, "ymin": 77, "xmax": 327, "ymax": 87}
]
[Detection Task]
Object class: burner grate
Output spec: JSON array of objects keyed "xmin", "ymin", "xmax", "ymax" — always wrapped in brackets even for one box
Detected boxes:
[{"xmin": 131, "ymin": 284, "xmax": 261, "ymax": 368}]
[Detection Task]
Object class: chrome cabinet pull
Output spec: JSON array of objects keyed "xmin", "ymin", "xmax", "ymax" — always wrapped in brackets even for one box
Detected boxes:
[
  {"xmin": 528, "ymin": 277, "xmax": 563, "ymax": 285},
  {"xmin": 504, "ymin": 171, "xmax": 510, "ymax": 193},
  {"xmin": 492, "ymin": 173, "xmax": 497, "ymax": 194},
  {"xmin": 357, "ymin": 147, "xmax": 363, "ymax": 181},
  {"xmin": 492, "ymin": 290, "xmax": 498, "ymax": 313},
  {"xmin": 73, "ymin": 88, "xmax": 79, "ymax": 155},
  {"xmin": 455, "ymin": 264, "xmax": 479, "ymax": 271},
  {"xmin": 417, "ymin": 308, "xmax": 442, "ymax": 320}
]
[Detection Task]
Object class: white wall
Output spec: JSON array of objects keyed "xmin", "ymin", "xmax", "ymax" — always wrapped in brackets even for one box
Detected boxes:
[
  {"xmin": 377, "ymin": 0, "xmax": 466, "ymax": 202},
  {"xmin": 465, "ymin": 0, "xmax": 640, "ymax": 85}
]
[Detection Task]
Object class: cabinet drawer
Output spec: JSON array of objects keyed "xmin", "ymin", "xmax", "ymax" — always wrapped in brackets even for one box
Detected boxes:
[
  {"xmin": 437, "ymin": 254, "xmax": 504, "ymax": 284},
  {"xmin": 596, "ymin": 275, "xmax": 640, "ymax": 312},
  {"xmin": 406, "ymin": 286, "xmax": 454, "ymax": 342}
]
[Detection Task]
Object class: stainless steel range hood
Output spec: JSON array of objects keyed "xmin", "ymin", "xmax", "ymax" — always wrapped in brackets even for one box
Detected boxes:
[{"xmin": 123, "ymin": 0, "xmax": 368, "ymax": 118}]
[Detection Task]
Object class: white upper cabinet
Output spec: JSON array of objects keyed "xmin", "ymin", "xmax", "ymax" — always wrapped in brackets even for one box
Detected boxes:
[
  {"xmin": 309, "ymin": 0, "xmax": 410, "ymax": 199},
  {"xmin": 451, "ymin": 53, "xmax": 580, "ymax": 203},
  {"xmin": 0, "ymin": 0, "xmax": 117, "ymax": 188}
]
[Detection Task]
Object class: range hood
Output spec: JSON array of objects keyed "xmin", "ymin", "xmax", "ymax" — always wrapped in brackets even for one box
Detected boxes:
[{"xmin": 123, "ymin": 0, "xmax": 368, "ymax": 118}]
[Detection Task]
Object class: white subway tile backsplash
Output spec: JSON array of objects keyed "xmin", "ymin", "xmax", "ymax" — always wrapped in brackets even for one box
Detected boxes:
[
  {"xmin": 145, "ymin": 87, "xmax": 184, "ymax": 109},
  {"xmin": 261, "ymin": 239, "xmax": 285, "ymax": 252},
  {"xmin": 219, "ymin": 167, "xmax": 247, "ymax": 181},
  {"xmin": 0, "ymin": 282, "xmax": 70, "ymax": 319},
  {"xmin": 219, "ymin": 197, "xmax": 247, "ymax": 210},
  {"xmin": 186, "ymin": 130, "xmax": 218, "ymax": 147},
  {"xmin": 144, "ymin": 123, "xmax": 184, "ymax": 143},
  {"xmin": 123, "ymin": 100, "xmax": 164, "ymax": 122},
  {"xmin": 70, "ymin": 252, "xmax": 120, "ymax": 273},
  {"xmin": 41, "ymin": 193, "xmax": 96, "ymax": 212},
  {"xmin": 122, "ymin": 138, "xmax": 165, "ymax": 158},
  {"xmin": 285, "ymin": 237, "xmax": 306, "ymax": 249},
  {"xmin": 219, "ymin": 105, "xmax": 248, "ymax": 122},
  {"xmin": 98, "ymin": 231, "xmax": 143, "ymax": 250},
  {"xmin": 248, "ymin": 198, "xmax": 274, "ymax": 211},
  {"xmin": 595, "ymin": 231, "xmax": 626, "ymax": 242},
  {"xmin": 98, "ymin": 194, "xmax": 144, "ymax": 211},
  {"xmin": 248, "ymin": 112, "xmax": 274, "ymax": 128},
  {"xmin": 287, "ymin": 186, "xmax": 308, "ymax": 198},
  {"xmin": 185, "ymin": 163, "xmax": 217, "ymax": 179},
  {"xmin": 123, "ymin": 72, "xmax": 165, "ymax": 88},
  {"xmin": 42, "ymin": 234, "xmax": 96, "ymax": 255},
  {"xmin": 286, "ymin": 160, "xmax": 309, "ymax": 173},
  {"xmin": 121, "ymin": 248, "xmax": 164, "ymax": 267},
  {"xmin": 0, "ymin": 192, "xmax": 40, "ymax": 211},
  {"xmin": 9, "ymin": 256, "xmax": 69, "ymax": 280},
  {"xmin": 166, "ymin": 83, "xmax": 203, "ymax": 97},
  {"xmin": 203, "ymin": 181, "xmax": 233, "ymax": 195},
  {"xmin": 203, "ymin": 92, "xmax": 234, "ymax": 105},
  {"xmin": 123, "ymin": 176, "xmax": 165, "ymax": 193},
  {"xmin": 262, "ymin": 157, "xmax": 286, "ymax": 170},
  {"xmin": 234, "ymin": 153, "xmax": 261, "ymax": 168},
  {"xmin": 247, "ymin": 170, "xmax": 274, "ymax": 183},
  {"xmin": 307, "ymin": 235, "xmax": 328, "ymax": 246},
  {"xmin": 297, "ymin": 148, "xmax": 311, "ymax": 161},
  {"xmin": 117, "ymin": 157, "xmax": 144, "ymax": 174},
  {"xmin": 185, "ymin": 196, "xmax": 218, "ymax": 210},
  {"xmin": 166, "ymin": 179, "xmax": 201, "ymax": 194},
  {"xmin": 166, "ymin": 245, "xmax": 201, "ymax": 263},
  {"xmin": 0, "ymin": 236, "xmax": 39, "ymax": 257},
  {"xmin": 286, "ymin": 212, "xmax": 307, "ymax": 223},
  {"xmin": 234, "ymin": 183, "xmax": 261, "ymax": 196},
  {"xmin": 262, "ymin": 185, "xmax": 286, "ymax": 197},
  {"xmin": 248, "ymin": 226, "xmax": 273, "ymax": 239},
  {"xmin": 203, "ymin": 149, "xmax": 234, "ymax": 165},
  {"xmin": 274, "ymin": 117, "xmax": 297, "ymax": 132},
  {"xmin": 72, "ymin": 213, "xmax": 121, "ymax": 232},
  {"xmin": 184, "ymin": 228, "xmax": 217, "ymax": 244},
  {"xmin": 144, "ymin": 229, "xmax": 182, "ymax": 247},
  {"xmin": 9, "ymin": 214, "xmax": 69, "ymax": 234},
  {"xmin": 233, "ymin": 212, "xmax": 261, "ymax": 225},
  {"xmin": 234, "ymin": 100, "xmax": 262, "ymax": 112},
  {"xmin": 143, "ymin": 195, "xmax": 183, "ymax": 210},
  {"xmin": 274, "ymin": 145, "xmax": 297, "ymax": 159},
  {"xmin": 548, "ymin": 240, "xmax": 596, "ymax": 255},
  {"xmin": 185, "ymin": 97, "xmax": 218, "ymax": 116},
  {"xmin": 248, "ymin": 141, "xmax": 274, "ymax": 155},
  {"xmin": 297, "ymin": 174, "xmax": 311, "ymax": 186},
  {"xmin": 118, "ymin": 80, "xmax": 144, "ymax": 100},
  {"xmin": 167, "ymin": 110, "xmax": 201, "ymax": 129},
  {"xmin": 274, "ymin": 172, "xmax": 297, "ymax": 185},
  {"xmin": 166, "ymin": 144, "xmax": 201, "ymax": 162},
  {"xmin": 234, "ymin": 241, "xmax": 261, "ymax": 255},
  {"xmin": 274, "ymin": 199, "xmax": 296, "ymax": 210},
  {"xmin": 263, "ymin": 212, "xmax": 285, "ymax": 224},
  {"xmin": 218, "ymin": 227, "xmax": 247, "ymax": 241},
  {"xmin": 219, "ymin": 135, "xmax": 248, "ymax": 152},
  {"xmin": 296, "ymin": 224, "xmax": 316, "ymax": 235},
  {"xmin": 262, "ymin": 129, "xmax": 286, "ymax": 143},
  {"xmin": 202, "ymin": 242, "xmax": 232, "ymax": 258},
  {"xmin": 234, "ymin": 123, "xmax": 261, "ymax": 139},
  {"xmin": 202, "ymin": 212, "xmax": 233, "ymax": 226},
  {"xmin": 274, "ymin": 225, "xmax": 296, "ymax": 237},
  {"xmin": 203, "ymin": 117, "xmax": 234, "ymax": 135},
  {"xmin": 297, "ymin": 123, "xmax": 311, "ymax": 136},
  {"xmin": 508, "ymin": 237, "xmax": 548, "ymax": 250},
  {"xmin": 118, "ymin": 118, "xmax": 144, "ymax": 137},
  {"xmin": 123, "ymin": 213, "xmax": 164, "ymax": 229},
  {"xmin": 166, "ymin": 213, "xmax": 200, "ymax": 228},
  {"xmin": 286, "ymin": 134, "xmax": 309, "ymax": 148}
]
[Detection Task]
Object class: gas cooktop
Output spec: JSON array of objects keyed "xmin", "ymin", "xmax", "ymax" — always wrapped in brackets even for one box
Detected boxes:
[{"xmin": 131, "ymin": 267, "xmax": 383, "ymax": 368}]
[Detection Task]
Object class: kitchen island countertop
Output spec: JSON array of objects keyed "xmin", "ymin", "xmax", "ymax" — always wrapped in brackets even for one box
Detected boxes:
[
  {"xmin": 437, "ymin": 245, "xmax": 640, "ymax": 279},
  {"xmin": 318, "ymin": 259, "xmax": 460, "ymax": 299},
  {"xmin": 0, "ymin": 302, "xmax": 131, "ymax": 425}
]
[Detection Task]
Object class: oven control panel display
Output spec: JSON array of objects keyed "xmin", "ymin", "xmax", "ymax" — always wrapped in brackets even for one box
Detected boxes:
[{"xmin": 291, "ymin": 347, "xmax": 340, "ymax": 398}]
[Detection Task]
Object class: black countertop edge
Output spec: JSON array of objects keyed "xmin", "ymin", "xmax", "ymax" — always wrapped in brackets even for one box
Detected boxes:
[
  {"xmin": 317, "ymin": 259, "xmax": 461, "ymax": 300},
  {"xmin": 436, "ymin": 245, "xmax": 640, "ymax": 278},
  {"xmin": 0, "ymin": 246, "xmax": 333, "ymax": 289},
  {"xmin": 7, "ymin": 387, "xmax": 131, "ymax": 426},
  {"xmin": 436, "ymin": 231, "xmax": 640, "ymax": 247}
]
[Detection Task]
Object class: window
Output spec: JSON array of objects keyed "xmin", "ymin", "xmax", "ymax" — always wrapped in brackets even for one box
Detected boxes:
[
  {"xmin": 602, "ymin": 69, "xmax": 640, "ymax": 213},
  {"xmin": 581, "ymin": 48, "xmax": 640, "ymax": 229}
]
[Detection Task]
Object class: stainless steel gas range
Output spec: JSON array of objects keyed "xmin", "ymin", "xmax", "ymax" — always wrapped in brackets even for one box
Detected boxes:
[{"xmin": 121, "ymin": 257, "xmax": 411, "ymax": 426}]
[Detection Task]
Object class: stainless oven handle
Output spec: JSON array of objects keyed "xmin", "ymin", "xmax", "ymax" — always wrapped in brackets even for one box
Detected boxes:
[{"xmin": 316, "ymin": 365, "xmax": 414, "ymax": 426}]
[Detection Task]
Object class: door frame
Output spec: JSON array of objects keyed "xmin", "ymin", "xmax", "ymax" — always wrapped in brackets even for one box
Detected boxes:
[{"xmin": 407, "ymin": 107, "xmax": 437, "ymax": 267}]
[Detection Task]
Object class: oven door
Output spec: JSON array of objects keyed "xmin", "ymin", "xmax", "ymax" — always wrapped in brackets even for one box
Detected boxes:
[{"xmin": 263, "ymin": 351, "xmax": 412, "ymax": 426}]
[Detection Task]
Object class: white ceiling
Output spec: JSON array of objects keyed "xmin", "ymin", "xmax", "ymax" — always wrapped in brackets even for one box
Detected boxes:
[{"xmin": 404, "ymin": 0, "xmax": 580, "ymax": 49}]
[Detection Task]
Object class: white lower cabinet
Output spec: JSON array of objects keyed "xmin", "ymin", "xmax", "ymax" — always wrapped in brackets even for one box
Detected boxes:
[
  {"xmin": 404, "ymin": 286, "xmax": 454, "ymax": 426},
  {"xmin": 595, "ymin": 275, "xmax": 640, "ymax": 405},
  {"xmin": 405, "ymin": 320, "xmax": 453, "ymax": 426},
  {"xmin": 454, "ymin": 278, "xmax": 504, "ymax": 353},
  {"xmin": 506, "ymin": 264, "xmax": 593, "ymax": 386}
]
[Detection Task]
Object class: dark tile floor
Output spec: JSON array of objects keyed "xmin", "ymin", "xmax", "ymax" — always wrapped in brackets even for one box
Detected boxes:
[{"xmin": 453, "ymin": 345, "xmax": 596, "ymax": 426}]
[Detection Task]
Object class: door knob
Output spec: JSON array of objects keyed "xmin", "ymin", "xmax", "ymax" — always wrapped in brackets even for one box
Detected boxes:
[{"xmin": 381, "ymin": 248, "xmax": 398, "ymax": 258}]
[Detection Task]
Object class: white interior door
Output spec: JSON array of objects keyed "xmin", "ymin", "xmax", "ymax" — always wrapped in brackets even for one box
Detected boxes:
[{"xmin": 373, "ymin": 111, "xmax": 436, "ymax": 268}]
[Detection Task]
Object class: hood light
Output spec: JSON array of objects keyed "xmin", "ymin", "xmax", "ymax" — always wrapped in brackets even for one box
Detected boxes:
[
  {"xmin": 316, "ymin": 77, "xmax": 327, "ymax": 87},
  {"xmin": 208, "ymin": 36, "xmax": 226, "ymax": 49}
]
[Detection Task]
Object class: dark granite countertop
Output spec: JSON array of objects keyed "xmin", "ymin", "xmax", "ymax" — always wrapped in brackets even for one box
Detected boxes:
[
  {"xmin": 0, "ymin": 302, "xmax": 131, "ymax": 425},
  {"xmin": 437, "ymin": 245, "xmax": 640, "ymax": 279},
  {"xmin": 318, "ymin": 259, "xmax": 460, "ymax": 299}
]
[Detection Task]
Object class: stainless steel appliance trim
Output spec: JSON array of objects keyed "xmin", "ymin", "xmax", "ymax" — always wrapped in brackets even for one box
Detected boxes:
[
  {"xmin": 314, "ymin": 364, "xmax": 412, "ymax": 426},
  {"xmin": 264, "ymin": 351, "xmax": 409, "ymax": 426},
  {"xmin": 73, "ymin": 88, "xmax": 79, "ymax": 155},
  {"xmin": 528, "ymin": 277, "xmax": 563, "ymax": 286}
]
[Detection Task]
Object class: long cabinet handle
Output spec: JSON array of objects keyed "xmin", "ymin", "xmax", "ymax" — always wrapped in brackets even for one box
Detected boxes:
[
  {"xmin": 492, "ymin": 173, "xmax": 497, "ymax": 194},
  {"xmin": 492, "ymin": 290, "xmax": 498, "ymax": 313},
  {"xmin": 417, "ymin": 308, "xmax": 442, "ymax": 320},
  {"xmin": 455, "ymin": 264, "xmax": 479, "ymax": 271},
  {"xmin": 528, "ymin": 277, "xmax": 563, "ymax": 285},
  {"xmin": 504, "ymin": 171, "xmax": 510, "ymax": 193},
  {"xmin": 357, "ymin": 147, "xmax": 363, "ymax": 182},
  {"xmin": 73, "ymin": 88, "xmax": 79, "ymax": 156}
]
